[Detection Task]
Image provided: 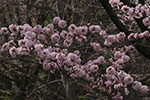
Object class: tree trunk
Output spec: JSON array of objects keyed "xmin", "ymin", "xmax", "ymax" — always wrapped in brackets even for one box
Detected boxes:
[{"xmin": 61, "ymin": 74, "xmax": 79, "ymax": 100}]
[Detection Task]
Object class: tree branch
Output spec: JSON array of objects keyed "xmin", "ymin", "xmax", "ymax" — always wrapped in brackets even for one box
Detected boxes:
[
  {"xmin": 120, "ymin": 0, "xmax": 149, "ymax": 32},
  {"xmin": 99, "ymin": 0, "xmax": 150, "ymax": 59},
  {"xmin": 99, "ymin": 0, "xmax": 131, "ymax": 36}
]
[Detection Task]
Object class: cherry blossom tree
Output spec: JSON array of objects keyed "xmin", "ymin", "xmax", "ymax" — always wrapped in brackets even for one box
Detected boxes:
[{"xmin": 0, "ymin": 0, "xmax": 150, "ymax": 100}]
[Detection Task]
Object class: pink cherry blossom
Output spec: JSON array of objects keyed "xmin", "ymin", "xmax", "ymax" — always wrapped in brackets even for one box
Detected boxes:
[
  {"xmin": 9, "ymin": 24, "xmax": 18, "ymax": 33},
  {"xmin": 90, "ymin": 43, "xmax": 101, "ymax": 52},
  {"xmin": 9, "ymin": 46, "xmax": 18, "ymax": 57},
  {"xmin": 51, "ymin": 33, "xmax": 60, "ymax": 43},
  {"xmin": 58, "ymin": 20, "xmax": 67, "ymax": 28},
  {"xmin": 53, "ymin": 17, "xmax": 61, "ymax": 24},
  {"xmin": 63, "ymin": 39, "xmax": 73, "ymax": 47},
  {"xmin": 60, "ymin": 30, "xmax": 68, "ymax": 39},
  {"xmin": 106, "ymin": 66, "xmax": 116, "ymax": 75},
  {"xmin": 37, "ymin": 34, "xmax": 46, "ymax": 41},
  {"xmin": 94, "ymin": 56, "xmax": 105, "ymax": 64},
  {"xmin": 68, "ymin": 24, "xmax": 76, "ymax": 32},
  {"xmin": 89, "ymin": 25, "xmax": 101, "ymax": 33},
  {"xmin": 1, "ymin": 27, "xmax": 9, "ymax": 34},
  {"xmin": 124, "ymin": 75, "xmax": 133, "ymax": 85},
  {"xmin": 23, "ymin": 24, "xmax": 32, "ymax": 32},
  {"xmin": 90, "ymin": 65, "xmax": 99, "ymax": 73},
  {"xmin": 32, "ymin": 25, "xmax": 42, "ymax": 33}
]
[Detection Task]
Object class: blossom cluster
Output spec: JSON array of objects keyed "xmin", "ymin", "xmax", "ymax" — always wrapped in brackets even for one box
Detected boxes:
[
  {"xmin": 128, "ymin": 31, "xmax": 150, "ymax": 41},
  {"xmin": 104, "ymin": 32, "xmax": 126, "ymax": 46},
  {"xmin": 0, "ymin": 16, "xmax": 149, "ymax": 100},
  {"xmin": 93, "ymin": 69, "xmax": 149, "ymax": 100},
  {"xmin": 109, "ymin": 0, "xmax": 150, "ymax": 27}
]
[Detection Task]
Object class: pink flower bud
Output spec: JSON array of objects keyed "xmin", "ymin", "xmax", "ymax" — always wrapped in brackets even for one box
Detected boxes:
[
  {"xmin": 128, "ymin": 33, "xmax": 135, "ymax": 41},
  {"xmin": 116, "ymin": 32, "xmax": 126, "ymax": 42},
  {"xmin": 124, "ymin": 75, "xmax": 133, "ymax": 85},
  {"xmin": 132, "ymin": 81, "xmax": 142, "ymax": 91},
  {"xmin": 17, "ymin": 25, "xmax": 23, "ymax": 32},
  {"xmin": 114, "ymin": 84, "xmax": 122, "ymax": 90},
  {"xmin": 24, "ymin": 31, "xmax": 36, "ymax": 40},
  {"xmin": 18, "ymin": 47, "xmax": 29, "ymax": 55},
  {"xmin": 1, "ymin": 27, "xmax": 9, "ymax": 34},
  {"xmin": 9, "ymin": 46, "xmax": 18, "ymax": 57},
  {"xmin": 68, "ymin": 24, "xmax": 76, "ymax": 32},
  {"xmin": 51, "ymin": 33, "xmax": 60, "ymax": 43},
  {"xmin": 125, "ymin": 88, "xmax": 130, "ymax": 95},
  {"xmin": 40, "ymin": 49, "xmax": 50, "ymax": 59},
  {"xmin": 73, "ymin": 50, "xmax": 80, "ymax": 56},
  {"xmin": 121, "ymin": 55, "xmax": 130, "ymax": 63},
  {"xmin": 58, "ymin": 20, "xmax": 67, "ymax": 28},
  {"xmin": 90, "ymin": 43, "xmax": 101, "ymax": 52},
  {"xmin": 107, "ymin": 35, "xmax": 116, "ymax": 43},
  {"xmin": 114, "ymin": 51, "xmax": 123, "ymax": 59},
  {"xmin": 75, "ymin": 36, "xmax": 83, "ymax": 43},
  {"xmin": 66, "ymin": 32, "xmax": 74, "ymax": 40},
  {"xmin": 50, "ymin": 62, "xmax": 59, "ymax": 69},
  {"xmin": 34, "ymin": 44, "xmax": 44, "ymax": 52},
  {"xmin": 26, "ymin": 40, "xmax": 34, "ymax": 48},
  {"xmin": 80, "ymin": 26, "xmax": 88, "ymax": 35},
  {"xmin": 42, "ymin": 27, "xmax": 50, "ymax": 35},
  {"xmin": 32, "ymin": 25, "xmax": 42, "ymax": 33},
  {"xmin": 116, "ymin": 59, "xmax": 124, "ymax": 65},
  {"xmin": 104, "ymin": 40, "xmax": 112, "ymax": 46},
  {"xmin": 139, "ymin": 85, "xmax": 149, "ymax": 94},
  {"xmin": 63, "ymin": 39, "xmax": 73, "ymax": 47},
  {"xmin": 90, "ymin": 65, "xmax": 99, "ymax": 73},
  {"xmin": 56, "ymin": 53, "xmax": 66, "ymax": 62},
  {"xmin": 106, "ymin": 66, "xmax": 116, "ymax": 75},
  {"xmin": 133, "ymin": 33, "xmax": 139, "ymax": 39},
  {"xmin": 89, "ymin": 25, "xmax": 101, "ymax": 33},
  {"xmin": 143, "ymin": 17, "xmax": 150, "ymax": 26},
  {"xmin": 60, "ymin": 30, "xmax": 68, "ymax": 39},
  {"xmin": 37, "ymin": 34, "xmax": 46, "ymax": 41},
  {"xmin": 53, "ymin": 17, "xmax": 61, "ymax": 24},
  {"xmin": 47, "ymin": 24, "xmax": 54, "ymax": 33},
  {"xmin": 99, "ymin": 30, "xmax": 107, "ymax": 38},
  {"xmin": 125, "ymin": 45, "xmax": 134, "ymax": 53},
  {"xmin": 8, "ymin": 40, "xmax": 16, "ymax": 47},
  {"xmin": 43, "ymin": 62, "xmax": 51, "ymax": 71},
  {"xmin": 9, "ymin": 24, "xmax": 18, "ymax": 33},
  {"xmin": 1, "ymin": 43, "xmax": 10, "ymax": 51},
  {"xmin": 121, "ymin": 5, "xmax": 130, "ymax": 13},
  {"xmin": 105, "ymin": 81, "xmax": 112, "ymax": 87},
  {"xmin": 109, "ymin": 0, "xmax": 120, "ymax": 7},
  {"xmin": 135, "ymin": 12, "xmax": 143, "ymax": 19},
  {"xmin": 48, "ymin": 52, "xmax": 57, "ymax": 60},
  {"xmin": 94, "ymin": 56, "xmax": 105, "ymax": 64},
  {"xmin": 18, "ymin": 39, "xmax": 28, "ymax": 47},
  {"xmin": 118, "ymin": 71, "xmax": 127, "ymax": 80},
  {"xmin": 66, "ymin": 53, "xmax": 81, "ymax": 66},
  {"xmin": 23, "ymin": 24, "xmax": 32, "ymax": 32}
]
